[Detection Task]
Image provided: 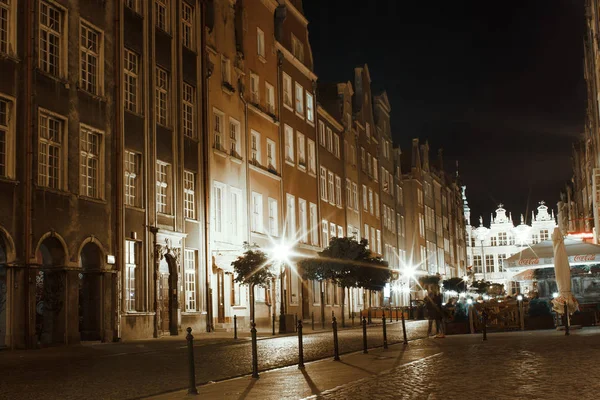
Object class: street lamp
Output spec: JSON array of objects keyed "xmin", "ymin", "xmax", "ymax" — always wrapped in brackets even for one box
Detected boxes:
[
  {"xmin": 271, "ymin": 242, "xmax": 291, "ymax": 334},
  {"xmin": 552, "ymin": 292, "xmax": 559, "ymax": 299},
  {"xmin": 516, "ymin": 294, "xmax": 523, "ymax": 301},
  {"xmin": 467, "ymin": 298, "xmax": 473, "ymax": 305}
]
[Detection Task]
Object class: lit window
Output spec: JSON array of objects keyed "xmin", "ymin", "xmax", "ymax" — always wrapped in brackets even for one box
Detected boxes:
[
  {"xmin": 80, "ymin": 21, "xmax": 102, "ymax": 95},
  {"xmin": 124, "ymin": 150, "xmax": 141, "ymax": 207},
  {"xmin": 306, "ymin": 92, "xmax": 314, "ymax": 122},
  {"xmin": 0, "ymin": 96, "xmax": 14, "ymax": 179},
  {"xmin": 124, "ymin": 49, "xmax": 140, "ymax": 113},
  {"xmin": 250, "ymin": 73, "xmax": 259, "ymax": 104},
  {"xmin": 229, "ymin": 118, "xmax": 240, "ymax": 157},
  {"xmin": 155, "ymin": 67, "xmax": 169, "ymax": 125},
  {"xmin": 307, "ymin": 139, "xmax": 316, "ymax": 174},
  {"xmin": 257, "ymin": 27, "xmax": 265, "ymax": 57},
  {"xmin": 375, "ymin": 193, "xmax": 379, "ymax": 218},
  {"xmin": 231, "ymin": 189, "xmax": 241, "ymax": 239},
  {"xmin": 284, "ymin": 124, "xmax": 294, "ymax": 163},
  {"xmin": 283, "ymin": 73, "xmax": 292, "ymax": 108},
  {"xmin": 286, "ymin": 193, "xmax": 296, "ymax": 240},
  {"xmin": 299, "ymin": 198, "xmax": 307, "ymax": 243},
  {"xmin": 221, "ymin": 57, "xmax": 231, "ymax": 85},
  {"xmin": 213, "ymin": 182, "xmax": 225, "ymax": 235},
  {"xmin": 326, "ymin": 127, "xmax": 333, "ymax": 152},
  {"xmin": 184, "ymin": 249, "xmax": 197, "ymax": 311},
  {"xmin": 369, "ymin": 188, "xmax": 373, "ymax": 214},
  {"xmin": 335, "ymin": 175, "xmax": 342, "ymax": 207},
  {"xmin": 320, "ymin": 167, "xmax": 327, "ymax": 201},
  {"xmin": 291, "ymin": 33, "xmax": 304, "ymax": 62},
  {"xmin": 310, "ymin": 203, "xmax": 318, "ymax": 245},
  {"xmin": 322, "ymin": 219, "xmax": 329, "ymax": 247},
  {"xmin": 330, "ymin": 222, "xmax": 336, "ymax": 240},
  {"xmin": 333, "ymin": 134, "xmax": 340, "ymax": 158},
  {"xmin": 295, "ymin": 82, "xmax": 304, "ymax": 115},
  {"xmin": 182, "ymin": 2, "xmax": 194, "ymax": 49},
  {"xmin": 362, "ymin": 185, "xmax": 367, "ymax": 211},
  {"xmin": 184, "ymin": 170, "xmax": 195, "ymax": 220},
  {"xmin": 156, "ymin": 161, "xmax": 171, "ymax": 214},
  {"xmin": 268, "ymin": 197, "xmax": 278, "ymax": 236},
  {"xmin": 0, "ymin": 0, "xmax": 15, "ymax": 56},
  {"xmin": 155, "ymin": 0, "xmax": 169, "ymax": 32},
  {"xmin": 297, "ymin": 131, "xmax": 306, "ymax": 168},
  {"xmin": 125, "ymin": 240, "xmax": 137, "ymax": 311},
  {"xmin": 38, "ymin": 110, "xmax": 65, "ymax": 190},
  {"xmin": 251, "ymin": 192, "xmax": 263, "ymax": 233},
  {"xmin": 213, "ymin": 110, "xmax": 223, "ymax": 151},
  {"xmin": 318, "ymin": 121, "xmax": 326, "ymax": 146},
  {"xmin": 266, "ymin": 82, "xmax": 275, "ymax": 114},
  {"xmin": 39, "ymin": 1, "xmax": 65, "ymax": 77},
  {"xmin": 267, "ymin": 138, "xmax": 276, "ymax": 170},
  {"xmin": 182, "ymin": 82, "xmax": 195, "ymax": 138},
  {"xmin": 328, "ymin": 171, "xmax": 335, "ymax": 204},
  {"xmin": 364, "ymin": 224, "xmax": 369, "ymax": 249},
  {"xmin": 251, "ymin": 130, "xmax": 261, "ymax": 164},
  {"xmin": 345, "ymin": 179, "xmax": 352, "ymax": 209},
  {"xmin": 352, "ymin": 183, "xmax": 359, "ymax": 212},
  {"xmin": 80, "ymin": 125, "xmax": 102, "ymax": 198}
]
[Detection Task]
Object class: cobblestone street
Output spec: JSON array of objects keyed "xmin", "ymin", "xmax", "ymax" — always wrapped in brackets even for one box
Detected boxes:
[{"xmin": 0, "ymin": 320, "xmax": 427, "ymax": 400}]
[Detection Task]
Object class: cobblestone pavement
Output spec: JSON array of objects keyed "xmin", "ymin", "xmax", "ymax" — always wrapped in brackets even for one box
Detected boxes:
[
  {"xmin": 0, "ymin": 320, "xmax": 427, "ymax": 400},
  {"xmin": 314, "ymin": 329, "xmax": 600, "ymax": 400}
]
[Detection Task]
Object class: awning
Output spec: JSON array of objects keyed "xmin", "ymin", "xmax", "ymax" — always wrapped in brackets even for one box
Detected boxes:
[{"xmin": 505, "ymin": 238, "xmax": 600, "ymax": 272}]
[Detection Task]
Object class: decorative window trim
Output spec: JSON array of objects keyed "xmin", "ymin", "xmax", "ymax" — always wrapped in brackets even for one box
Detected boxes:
[
  {"xmin": 79, "ymin": 19, "xmax": 104, "ymax": 96},
  {"xmin": 79, "ymin": 124, "xmax": 105, "ymax": 200},
  {"xmin": 37, "ymin": 107, "xmax": 68, "ymax": 191},
  {"xmin": 0, "ymin": 94, "xmax": 16, "ymax": 179}
]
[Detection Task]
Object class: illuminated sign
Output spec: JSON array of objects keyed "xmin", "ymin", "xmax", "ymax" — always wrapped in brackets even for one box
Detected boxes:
[
  {"xmin": 107, "ymin": 255, "xmax": 116, "ymax": 264},
  {"xmin": 518, "ymin": 258, "xmax": 540, "ymax": 266}
]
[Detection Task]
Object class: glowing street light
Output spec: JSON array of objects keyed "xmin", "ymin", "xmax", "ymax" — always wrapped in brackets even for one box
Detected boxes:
[
  {"xmin": 552, "ymin": 292, "xmax": 559, "ymax": 299},
  {"xmin": 517, "ymin": 295, "xmax": 523, "ymax": 301},
  {"xmin": 467, "ymin": 298, "xmax": 473, "ymax": 305},
  {"xmin": 269, "ymin": 241, "xmax": 291, "ymax": 334}
]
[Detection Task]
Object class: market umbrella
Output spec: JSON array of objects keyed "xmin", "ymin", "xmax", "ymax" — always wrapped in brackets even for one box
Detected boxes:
[{"xmin": 551, "ymin": 227, "xmax": 579, "ymax": 316}]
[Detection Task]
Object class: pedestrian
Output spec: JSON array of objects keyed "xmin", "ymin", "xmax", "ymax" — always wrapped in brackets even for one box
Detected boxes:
[
  {"xmin": 425, "ymin": 291, "xmax": 436, "ymax": 337},
  {"xmin": 433, "ymin": 291, "xmax": 445, "ymax": 338}
]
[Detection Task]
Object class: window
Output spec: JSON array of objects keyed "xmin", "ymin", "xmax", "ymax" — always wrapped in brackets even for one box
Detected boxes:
[
  {"xmin": 351, "ymin": 145, "xmax": 356, "ymax": 166},
  {"xmin": 295, "ymin": 82, "xmax": 304, "ymax": 115},
  {"xmin": 230, "ymin": 189, "xmax": 241, "ymax": 239},
  {"xmin": 346, "ymin": 179, "xmax": 352, "ymax": 209},
  {"xmin": 373, "ymin": 158, "xmax": 378, "ymax": 181},
  {"xmin": 376, "ymin": 230, "xmax": 381, "ymax": 255},
  {"xmin": 328, "ymin": 171, "xmax": 335, "ymax": 204},
  {"xmin": 307, "ymin": 139, "xmax": 316, "ymax": 174},
  {"xmin": 290, "ymin": 269, "xmax": 299, "ymax": 305},
  {"xmin": 183, "ymin": 170, "xmax": 195, "ymax": 219},
  {"xmin": 155, "ymin": 67, "xmax": 169, "ymax": 125},
  {"xmin": 80, "ymin": 125, "xmax": 102, "ymax": 198},
  {"xmin": 338, "ymin": 225, "xmax": 344, "ymax": 238},
  {"xmin": 39, "ymin": 1, "xmax": 65, "ymax": 77},
  {"xmin": 291, "ymin": 33, "xmax": 304, "ymax": 62},
  {"xmin": 124, "ymin": 49, "xmax": 140, "ymax": 113},
  {"xmin": 267, "ymin": 139, "xmax": 276, "ymax": 170},
  {"xmin": 540, "ymin": 229, "xmax": 549, "ymax": 241},
  {"xmin": 257, "ymin": 27, "xmax": 265, "ymax": 57},
  {"xmin": 221, "ymin": 57, "xmax": 231, "ymax": 85},
  {"xmin": 125, "ymin": 240, "xmax": 137, "ymax": 311},
  {"xmin": 352, "ymin": 183, "xmax": 359, "ymax": 211},
  {"xmin": 335, "ymin": 175, "xmax": 342, "ymax": 207},
  {"xmin": 251, "ymin": 192, "xmax": 263, "ymax": 233},
  {"xmin": 364, "ymin": 224, "xmax": 369, "ymax": 249},
  {"xmin": 313, "ymin": 280, "xmax": 321, "ymax": 303},
  {"xmin": 299, "ymin": 198, "xmax": 307, "ymax": 243},
  {"xmin": 265, "ymin": 82, "xmax": 275, "ymax": 114},
  {"xmin": 155, "ymin": 0, "xmax": 169, "ymax": 32},
  {"xmin": 322, "ymin": 220, "xmax": 329, "ymax": 247},
  {"xmin": 371, "ymin": 227, "xmax": 376, "ymax": 254},
  {"xmin": 213, "ymin": 182, "xmax": 225, "ymax": 234},
  {"xmin": 498, "ymin": 254, "xmax": 506, "ymax": 272},
  {"xmin": 490, "ymin": 236, "xmax": 497, "ymax": 246},
  {"xmin": 0, "ymin": 0, "xmax": 15, "ymax": 56},
  {"xmin": 366, "ymin": 123, "xmax": 370, "ymax": 138},
  {"xmin": 286, "ymin": 194, "xmax": 296, "ymax": 240},
  {"xmin": 125, "ymin": 0, "xmax": 141, "ymax": 13},
  {"xmin": 306, "ymin": 92, "xmax": 314, "ymax": 123},
  {"xmin": 268, "ymin": 198, "xmax": 278, "ymax": 237},
  {"xmin": 283, "ymin": 73, "xmax": 292, "ymax": 108},
  {"xmin": 473, "ymin": 255, "xmax": 482, "ymax": 274},
  {"xmin": 485, "ymin": 255, "xmax": 495, "ymax": 273},
  {"xmin": 318, "ymin": 121, "xmax": 326, "ymax": 146},
  {"xmin": 498, "ymin": 232, "xmax": 507, "ymax": 246},
  {"xmin": 368, "ymin": 189, "xmax": 373, "ymax": 214},
  {"xmin": 417, "ymin": 188, "xmax": 423, "ymax": 206},
  {"xmin": 284, "ymin": 124, "xmax": 294, "ymax": 163},
  {"xmin": 229, "ymin": 118, "xmax": 240, "ymax": 157},
  {"xmin": 0, "ymin": 97, "xmax": 13, "ymax": 179},
  {"xmin": 297, "ymin": 132, "xmax": 306, "ymax": 168},
  {"xmin": 251, "ymin": 130, "xmax": 261, "ymax": 164},
  {"xmin": 213, "ymin": 110, "xmax": 223, "ymax": 150},
  {"xmin": 156, "ymin": 161, "xmax": 171, "ymax": 214},
  {"xmin": 362, "ymin": 185, "xmax": 367, "ymax": 211},
  {"xmin": 38, "ymin": 110, "xmax": 65, "ymax": 189},
  {"xmin": 361, "ymin": 147, "xmax": 366, "ymax": 171},
  {"xmin": 420, "ymin": 245, "xmax": 427, "ymax": 265},
  {"xmin": 374, "ymin": 193, "xmax": 379, "ymax": 218},
  {"xmin": 182, "ymin": 2, "xmax": 194, "ymax": 48},
  {"xmin": 397, "ymin": 186, "xmax": 403, "ymax": 206},
  {"xmin": 320, "ymin": 167, "xmax": 327, "ymax": 201},
  {"xmin": 399, "ymin": 215, "xmax": 405, "ymax": 237},
  {"xmin": 326, "ymin": 127, "xmax": 333, "ymax": 152},
  {"xmin": 250, "ymin": 73, "xmax": 259, "ymax": 104},
  {"xmin": 333, "ymin": 134, "xmax": 340, "ymax": 158},
  {"xmin": 184, "ymin": 249, "xmax": 197, "ymax": 311},
  {"xmin": 330, "ymin": 222, "xmax": 337, "ymax": 240},
  {"xmin": 367, "ymin": 154, "xmax": 372, "ymax": 178},
  {"xmin": 182, "ymin": 82, "xmax": 195, "ymax": 138},
  {"xmin": 124, "ymin": 151, "xmax": 141, "ymax": 207},
  {"xmin": 310, "ymin": 203, "xmax": 318, "ymax": 245},
  {"xmin": 419, "ymin": 213, "xmax": 425, "ymax": 238}
]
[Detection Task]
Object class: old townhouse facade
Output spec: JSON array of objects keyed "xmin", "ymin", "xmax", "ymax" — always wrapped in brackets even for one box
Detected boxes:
[{"xmin": 0, "ymin": 0, "xmax": 469, "ymax": 348}]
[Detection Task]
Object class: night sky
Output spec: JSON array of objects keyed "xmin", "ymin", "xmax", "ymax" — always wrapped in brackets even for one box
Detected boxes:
[{"xmin": 303, "ymin": 0, "xmax": 586, "ymax": 226}]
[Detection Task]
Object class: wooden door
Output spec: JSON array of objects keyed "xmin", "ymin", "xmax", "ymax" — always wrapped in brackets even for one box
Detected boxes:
[
  {"xmin": 159, "ymin": 272, "xmax": 170, "ymax": 333},
  {"xmin": 217, "ymin": 269, "xmax": 225, "ymax": 323}
]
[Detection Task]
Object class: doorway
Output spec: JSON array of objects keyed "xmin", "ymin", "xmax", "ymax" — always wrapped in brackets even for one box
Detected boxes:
[
  {"xmin": 79, "ymin": 243, "xmax": 102, "ymax": 341},
  {"xmin": 158, "ymin": 255, "xmax": 179, "ymax": 335},
  {"xmin": 217, "ymin": 269, "xmax": 225, "ymax": 323},
  {"xmin": 36, "ymin": 237, "xmax": 66, "ymax": 345}
]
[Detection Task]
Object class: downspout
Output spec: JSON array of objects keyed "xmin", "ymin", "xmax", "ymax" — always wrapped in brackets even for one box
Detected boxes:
[
  {"xmin": 239, "ymin": 77, "xmax": 251, "ymax": 298},
  {"xmin": 200, "ymin": 0, "xmax": 213, "ymax": 332},
  {"xmin": 24, "ymin": 0, "xmax": 34, "ymax": 348},
  {"xmin": 114, "ymin": 0, "xmax": 124, "ymax": 342},
  {"xmin": 276, "ymin": 50, "xmax": 286, "ymax": 326},
  {"xmin": 312, "ymin": 81, "xmax": 325, "ymax": 327}
]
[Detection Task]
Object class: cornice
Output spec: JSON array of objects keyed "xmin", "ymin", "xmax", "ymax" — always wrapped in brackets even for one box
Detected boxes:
[
  {"xmin": 317, "ymin": 106, "xmax": 343, "ymax": 131},
  {"xmin": 275, "ymin": 42, "xmax": 317, "ymax": 81},
  {"xmin": 284, "ymin": 0, "xmax": 309, "ymax": 26},
  {"xmin": 261, "ymin": 0, "xmax": 279, "ymax": 13}
]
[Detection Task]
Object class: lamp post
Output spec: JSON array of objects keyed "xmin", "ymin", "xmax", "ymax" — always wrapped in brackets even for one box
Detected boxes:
[{"xmin": 272, "ymin": 243, "xmax": 290, "ymax": 334}]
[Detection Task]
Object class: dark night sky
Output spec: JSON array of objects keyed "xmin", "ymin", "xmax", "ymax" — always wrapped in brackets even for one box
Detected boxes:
[{"xmin": 303, "ymin": 0, "xmax": 586, "ymax": 226}]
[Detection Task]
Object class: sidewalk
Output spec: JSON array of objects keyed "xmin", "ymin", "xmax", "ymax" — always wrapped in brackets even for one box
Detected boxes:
[{"xmin": 148, "ymin": 336, "xmax": 441, "ymax": 400}]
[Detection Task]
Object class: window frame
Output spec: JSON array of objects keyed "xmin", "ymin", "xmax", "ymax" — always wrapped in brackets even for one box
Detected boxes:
[
  {"xmin": 294, "ymin": 82, "xmax": 304, "ymax": 116},
  {"xmin": 182, "ymin": 82, "xmax": 195, "ymax": 139},
  {"xmin": 181, "ymin": 1, "xmax": 194, "ymax": 49},
  {"xmin": 183, "ymin": 170, "xmax": 196, "ymax": 220},
  {"xmin": 251, "ymin": 191, "xmax": 263, "ymax": 233},
  {"xmin": 39, "ymin": 0, "xmax": 68, "ymax": 78},
  {"xmin": 155, "ymin": 66, "xmax": 169, "ymax": 126},
  {"xmin": 124, "ymin": 48, "xmax": 140, "ymax": 114},
  {"xmin": 250, "ymin": 129, "xmax": 261, "ymax": 165},
  {"xmin": 307, "ymin": 138, "xmax": 316, "ymax": 175},
  {"xmin": 297, "ymin": 131, "xmax": 306, "ymax": 169},
  {"xmin": 282, "ymin": 73, "xmax": 293, "ymax": 109},
  {"xmin": 156, "ymin": 160, "xmax": 172, "ymax": 214},
  {"xmin": 184, "ymin": 249, "xmax": 198, "ymax": 311},
  {"xmin": 79, "ymin": 124, "xmax": 104, "ymax": 199},
  {"xmin": 0, "ymin": 94, "xmax": 15, "ymax": 179},
  {"xmin": 124, "ymin": 149, "xmax": 142, "ymax": 208},
  {"xmin": 257, "ymin": 27, "xmax": 265, "ymax": 58},
  {"xmin": 268, "ymin": 197, "xmax": 278, "ymax": 237},
  {"xmin": 305, "ymin": 91, "xmax": 314, "ymax": 123},
  {"xmin": 0, "ymin": 0, "xmax": 17, "ymax": 57},
  {"xmin": 266, "ymin": 138, "xmax": 276, "ymax": 171},
  {"xmin": 79, "ymin": 19, "xmax": 104, "ymax": 96},
  {"xmin": 155, "ymin": 0, "xmax": 169, "ymax": 33},
  {"xmin": 38, "ymin": 108, "xmax": 67, "ymax": 190}
]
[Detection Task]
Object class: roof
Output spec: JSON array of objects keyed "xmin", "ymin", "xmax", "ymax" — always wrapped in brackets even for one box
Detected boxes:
[{"xmin": 505, "ymin": 238, "xmax": 600, "ymax": 271}]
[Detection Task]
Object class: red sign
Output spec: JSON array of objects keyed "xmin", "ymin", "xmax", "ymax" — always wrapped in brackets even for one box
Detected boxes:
[
  {"xmin": 518, "ymin": 258, "xmax": 540, "ymax": 266},
  {"xmin": 573, "ymin": 254, "xmax": 596, "ymax": 262}
]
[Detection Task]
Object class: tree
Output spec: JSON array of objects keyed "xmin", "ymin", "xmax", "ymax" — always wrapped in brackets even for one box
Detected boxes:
[
  {"xmin": 470, "ymin": 279, "xmax": 492, "ymax": 295},
  {"xmin": 231, "ymin": 242, "xmax": 275, "ymax": 322},
  {"xmin": 442, "ymin": 277, "xmax": 468, "ymax": 293},
  {"xmin": 297, "ymin": 237, "xmax": 390, "ymax": 326}
]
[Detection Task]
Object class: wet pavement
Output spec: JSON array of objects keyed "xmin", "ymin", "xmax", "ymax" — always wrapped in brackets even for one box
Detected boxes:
[
  {"xmin": 0, "ymin": 320, "xmax": 427, "ymax": 400},
  {"xmin": 154, "ymin": 327, "xmax": 600, "ymax": 400}
]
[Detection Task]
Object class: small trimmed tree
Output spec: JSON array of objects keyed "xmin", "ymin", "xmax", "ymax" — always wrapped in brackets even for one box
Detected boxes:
[
  {"xmin": 442, "ymin": 277, "xmax": 468, "ymax": 293},
  {"xmin": 297, "ymin": 237, "xmax": 390, "ymax": 327},
  {"xmin": 231, "ymin": 242, "xmax": 275, "ymax": 322},
  {"xmin": 471, "ymin": 279, "xmax": 492, "ymax": 295}
]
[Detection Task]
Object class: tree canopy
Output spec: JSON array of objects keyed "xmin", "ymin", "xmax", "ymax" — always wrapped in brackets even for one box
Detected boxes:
[
  {"xmin": 231, "ymin": 242, "xmax": 275, "ymax": 288},
  {"xmin": 442, "ymin": 277, "xmax": 468, "ymax": 293},
  {"xmin": 297, "ymin": 237, "xmax": 390, "ymax": 290},
  {"xmin": 470, "ymin": 279, "xmax": 492, "ymax": 295}
]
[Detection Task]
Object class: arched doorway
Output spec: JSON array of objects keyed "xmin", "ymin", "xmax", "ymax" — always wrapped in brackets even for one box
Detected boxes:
[
  {"xmin": 158, "ymin": 253, "xmax": 179, "ymax": 336},
  {"xmin": 0, "ymin": 233, "xmax": 8, "ymax": 348},
  {"xmin": 79, "ymin": 242, "xmax": 103, "ymax": 341},
  {"xmin": 36, "ymin": 236, "xmax": 67, "ymax": 345}
]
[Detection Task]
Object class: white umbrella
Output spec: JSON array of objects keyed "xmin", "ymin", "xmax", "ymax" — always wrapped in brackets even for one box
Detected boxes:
[{"xmin": 551, "ymin": 227, "xmax": 579, "ymax": 315}]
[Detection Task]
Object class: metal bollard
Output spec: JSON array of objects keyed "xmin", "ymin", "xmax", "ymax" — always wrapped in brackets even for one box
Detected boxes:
[
  {"xmin": 396, "ymin": 307, "xmax": 399, "ymax": 322},
  {"xmin": 295, "ymin": 313, "xmax": 298, "ymax": 333},
  {"xmin": 564, "ymin": 303, "xmax": 570, "ymax": 336},
  {"xmin": 272, "ymin": 314, "xmax": 276, "ymax": 336},
  {"xmin": 251, "ymin": 322, "xmax": 259, "ymax": 379},
  {"xmin": 382, "ymin": 311, "xmax": 388, "ymax": 349},
  {"xmin": 332, "ymin": 316, "xmax": 340, "ymax": 361},
  {"xmin": 234, "ymin": 315, "xmax": 238, "ymax": 340},
  {"xmin": 311, "ymin": 311, "xmax": 315, "ymax": 331},
  {"xmin": 362, "ymin": 316, "xmax": 368, "ymax": 354},
  {"xmin": 185, "ymin": 327, "xmax": 198, "ymax": 395},
  {"xmin": 297, "ymin": 320, "xmax": 305, "ymax": 369},
  {"xmin": 352, "ymin": 311, "xmax": 355, "ymax": 327},
  {"xmin": 401, "ymin": 307, "xmax": 408, "ymax": 345},
  {"xmin": 482, "ymin": 310, "xmax": 488, "ymax": 341}
]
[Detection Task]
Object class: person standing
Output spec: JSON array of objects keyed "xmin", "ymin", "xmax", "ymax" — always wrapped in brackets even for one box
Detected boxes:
[
  {"xmin": 425, "ymin": 291, "xmax": 438, "ymax": 337},
  {"xmin": 433, "ymin": 291, "xmax": 445, "ymax": 338}
]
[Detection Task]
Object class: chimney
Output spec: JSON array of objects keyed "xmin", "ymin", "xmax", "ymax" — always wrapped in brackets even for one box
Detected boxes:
[
  {"xmin": 274, "ymin": 2, "xmax": 287, "ymax": 42},
  {"xmin": 411, "ymin": 138, "xmax": 421, "ymax": 171},
  {"xmin": 420, "ymin": 141, "xmax": 430, "ymax": 172}
]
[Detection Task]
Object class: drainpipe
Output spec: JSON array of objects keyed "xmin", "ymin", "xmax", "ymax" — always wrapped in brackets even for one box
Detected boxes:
[
  {"xmin": 23, "ymin": 0, "xmax": 34, "ymax": 348},
  {"xmin": 276, "ymin": 50, "xmax": 286, "ymax": 330},
  {"xmin": 312, "ymin": 80, "xmax": 324, "ymax": 326},
  {"xmin": 238, "ymin": 68, "xmax": 251, "ymax": 322}
]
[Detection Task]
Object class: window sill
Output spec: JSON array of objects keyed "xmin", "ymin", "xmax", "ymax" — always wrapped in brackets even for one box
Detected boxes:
[
  {"xmin": 0, "ymin": 51, "xmax": 20, "ymax": 64},
  {"xmin": 36, "ymin": 186, "xmax": 70, "ymax": 196},
  {"xmin": 222, "ymin": 83, "xmax": 235, "ymax": 95},
  {"xmin": 307, "ymin": 120, "xmax": 315, "ymax": 127},
  {"xmin": 298, "ymin": 164, "xmax": 307, "ymax": 172},
  {"xmin": 79, "ymin": 195, "xmax": 107, "ymax": 205},
  {"xmin": 125, "ymin": 109, "xmax": 144, "ymax": 118},
  {"xmin": 307, "ymin": 171, "xmax": 316, "ymax": 178},
  {"xmin": 232, "ymin": 306, "xmax": 247, "ymax": 310},
  {"xmin": 295, "ymin": 111, "xmax": 305, "ymax": 120},
  {"xmin": 155, "ymin": 26, "xmax": 172, "ymax": 37},
  {"xmin": 213, "ymin": 147, "xmax": 228, "ymax": 158},
  {"xmin": 285, "ymin": 160, "xmax": 295, "ymax": 167},
  {"xmin": 185, "ymin": 218, "xmax": 199, "ymax": 223},
  {"xmin": 0, "ymin": 177, "xmax": 19, "ymax": 185},
  {"xmin": 283, "ymin": 103, "xmax": 294, "ymax": 112},
  {"xmin": 77, "ymin": 87, "xmax": 106, "ymax": 102},
  {"xmin": 156, "ymin": 122, "xmax": 172, "ymax": 130},
  {"xmin": 157, "ymin": 212, "xmax": 175, "ymax": 218},
  {"xmin": 181, "ymin": 311, "xmax": 203, "ymax": 315},
  {"xmin": 230, "ymin": 156, "xmax": 243, "ymax": 165},
  {"xmin": 125, "ymin": 205, "xmax": 145, "ymax": 212},
  {"xmin": 258, "ymin": 55, "xmax": 267, "ymax": 64},
  {"xmin": 183, "ymin": 134, "xmax": 199, "ymax": 142},
  {"xmin": 123, "ymin": 311, "xmax": 155, "ymax": 316},
  {"xmin": 35, "ymin": 68, "xmax": 68, "ymax": 86}
]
